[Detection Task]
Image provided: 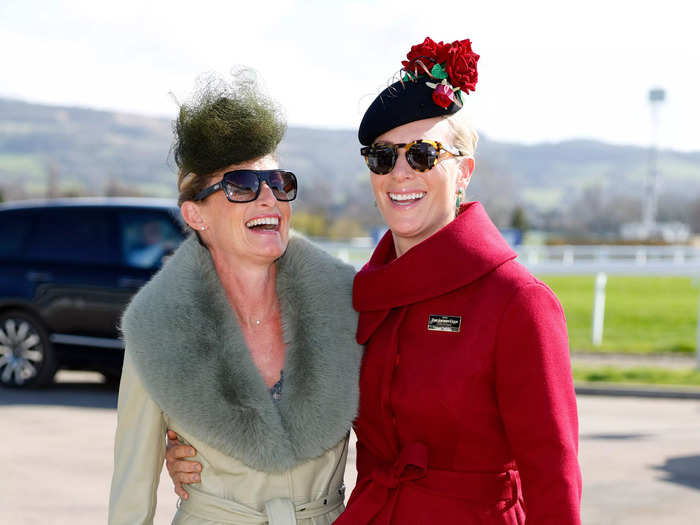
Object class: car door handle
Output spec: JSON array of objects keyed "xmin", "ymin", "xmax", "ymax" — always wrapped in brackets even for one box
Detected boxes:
[
  {"xmin": 26, "ymin": 271, "xmax": 52, "ymax": 282},
  {"xmin": 118, "ymin": 277, "xmax": 147, "ymax": 288}
]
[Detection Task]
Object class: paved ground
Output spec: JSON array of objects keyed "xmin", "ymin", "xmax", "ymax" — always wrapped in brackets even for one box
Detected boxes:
[
  {"xmin": 1, "ymin": 371, "xmax": 699, "ymax": 524},
  {"xmin": 577, "ymin": 396, "xmax": 700, "ymax": 525}
]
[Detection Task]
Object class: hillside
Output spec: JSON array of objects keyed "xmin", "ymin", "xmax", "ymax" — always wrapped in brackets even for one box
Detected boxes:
[{"xmin": 1, "ymin": 97, "xmax": 699, "ymax": 233}]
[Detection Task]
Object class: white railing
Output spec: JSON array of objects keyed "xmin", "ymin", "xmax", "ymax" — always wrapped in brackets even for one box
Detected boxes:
[
  {"xmin": 516, "ymin": 245, "xmax": 700, "ymax": 276},
  {"xmin": 314, "ymin": 241, "xmax": 700, "ymax": 276}
]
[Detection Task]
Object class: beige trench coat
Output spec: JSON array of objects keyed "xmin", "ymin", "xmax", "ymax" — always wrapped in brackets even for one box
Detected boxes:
[{"xmin": 108, "ymin": 354, "xmax": 348, "ymax": 525}]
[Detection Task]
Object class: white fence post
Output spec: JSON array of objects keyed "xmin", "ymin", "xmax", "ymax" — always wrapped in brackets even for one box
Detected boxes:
[
  {"xmin": 563, "ymin": 248, "xmax": 574, "ymax": 266},
  {"xmin": 635, "ymin": 248, "xmax": 647, "ymax": 265},
  {"xmin": 528, "ymin": 247, "xmax": 539, "ymax": 265},
  {"xmin": 592, "ymin": 272, "xmax": 607, "ymax": 347}
]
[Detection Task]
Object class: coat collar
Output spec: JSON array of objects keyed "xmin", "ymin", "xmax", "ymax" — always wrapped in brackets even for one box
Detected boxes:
[
  {"xmin": 353, "ymin": 202, "xmax": 517, "ymax": 343},
  {"xmin": 121, "ymin": 234, "xmax": 362, "ymax": 472}
]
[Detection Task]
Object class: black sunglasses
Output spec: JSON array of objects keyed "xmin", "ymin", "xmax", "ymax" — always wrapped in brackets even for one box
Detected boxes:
[
  {"xmin": 193, "ymin": 170, "xmax": 298, "ymax": 203},
  {"xmin": 360, "ymin": 139, "xmax": 463, "ymax": 175}
]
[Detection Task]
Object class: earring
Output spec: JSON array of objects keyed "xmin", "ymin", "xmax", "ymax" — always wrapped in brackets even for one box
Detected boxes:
[
  {"xmin": 200, "ymin": 226, "xmax": 206, "ymax": 231},
  {"xmin": 455, "ymin": 189, "xmax": 463, "ymax": 211}
]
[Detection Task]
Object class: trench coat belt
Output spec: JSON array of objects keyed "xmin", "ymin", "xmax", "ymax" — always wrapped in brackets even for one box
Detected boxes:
[
  {"xmin": 178, "ymin": 485, "xmax": 344, "ymax": 525},
  {"xmin": 335, "ymin": 441, "xmax": 522, "ymax": 525}
]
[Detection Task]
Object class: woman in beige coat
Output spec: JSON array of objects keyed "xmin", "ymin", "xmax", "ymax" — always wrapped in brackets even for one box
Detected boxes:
[{"xmin": 108, "ymin": 73, "xmax": 362, "ymax": 525}]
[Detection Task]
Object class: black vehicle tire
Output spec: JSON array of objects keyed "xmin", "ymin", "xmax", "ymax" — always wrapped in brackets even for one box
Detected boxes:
[{"xmin": 0, "ymin": 310, "xmax": 57, "ymax": 388}]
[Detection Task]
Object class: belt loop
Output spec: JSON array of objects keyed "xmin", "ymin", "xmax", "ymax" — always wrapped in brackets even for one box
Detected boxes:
[{"xmin": 264, "ymin": 497, "xmax": 297, "ymax": 525}]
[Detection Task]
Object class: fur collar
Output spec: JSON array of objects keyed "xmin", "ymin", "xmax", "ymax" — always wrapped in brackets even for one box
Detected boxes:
[{"xmin": 121, "ymin": 234, "xmax": 362, "ymax": 472}]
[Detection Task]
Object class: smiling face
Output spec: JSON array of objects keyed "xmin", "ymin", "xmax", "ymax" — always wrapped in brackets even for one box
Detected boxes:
[
  {"xmin": 181, "ymin": 154, "xmax": 291, "ymax": 267},
  {"xmin": 370, "ymin": 117, "xmax": 474, "ymax": 256}
]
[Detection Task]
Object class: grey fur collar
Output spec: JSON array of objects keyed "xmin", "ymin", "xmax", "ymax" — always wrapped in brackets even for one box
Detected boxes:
[{"xmin": 121, "ymin": 234, "xmax": 362, "ymax": 472}]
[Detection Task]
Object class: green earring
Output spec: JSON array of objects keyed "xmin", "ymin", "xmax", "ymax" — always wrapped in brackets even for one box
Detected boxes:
[{"xmin": 455, "ymin": 189, "xmax": 463, "ymax": 211}]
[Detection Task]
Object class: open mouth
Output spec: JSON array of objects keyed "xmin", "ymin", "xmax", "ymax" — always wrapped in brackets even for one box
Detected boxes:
[
  {"xmin": 388, "ymin": 192, "xmax": 426, "ymax": 206},
  {"xmin": 245, "ymin": 216, "xmax": 280, "ymax": 232}
]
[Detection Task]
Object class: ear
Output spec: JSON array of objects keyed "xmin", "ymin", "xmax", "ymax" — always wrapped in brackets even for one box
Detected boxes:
[
  {"xmin": 180, "ymin": 201, "xmax": 207, "ymax": 232},
  {"xmin": 456, "ymin": 156, "xmax": 475, "ymax": 193}
]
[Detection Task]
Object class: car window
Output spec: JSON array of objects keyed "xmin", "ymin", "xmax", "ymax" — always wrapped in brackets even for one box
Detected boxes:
[
  {"xmin": 119, "ymin": 210, "xmax": 184, "ymax": 268},
  {"xmin": 0, "ymin": 211, "xmax": 33, "ymax": 259},
  {"xmin": 25, "ymin": 208, "xmax": 115, "ymax": 264}
]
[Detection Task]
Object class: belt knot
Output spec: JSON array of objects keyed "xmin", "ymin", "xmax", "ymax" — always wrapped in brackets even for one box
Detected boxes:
[{"xmin": 371, "ymin": 441, "xmax": 429, "ymax": 489}]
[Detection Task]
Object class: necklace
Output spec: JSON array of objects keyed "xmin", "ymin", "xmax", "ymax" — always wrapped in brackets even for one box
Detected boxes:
[{"xmin": 246, "ymin": 306, "xmax": 280, "ymax": 328}]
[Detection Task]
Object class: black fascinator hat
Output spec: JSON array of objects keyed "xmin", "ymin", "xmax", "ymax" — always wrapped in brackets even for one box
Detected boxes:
[{"xmin": 358, "ymin": 37, "xmax": 479, "ymax": 146}]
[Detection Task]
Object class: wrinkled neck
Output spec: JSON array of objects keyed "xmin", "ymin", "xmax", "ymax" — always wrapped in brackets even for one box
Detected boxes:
[{"xmin": 209, "ymin": 248, "xmax": 279, "ymax": 328}]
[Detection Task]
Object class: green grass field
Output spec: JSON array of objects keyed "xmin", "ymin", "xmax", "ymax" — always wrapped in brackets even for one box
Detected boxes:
[
  {"xmin": 539, "ymin": 275, "xmax": 699, "ymax": 355},
  {"xmin": 572, "ymin": 366, "xmax": 700, "ymax": 386}
]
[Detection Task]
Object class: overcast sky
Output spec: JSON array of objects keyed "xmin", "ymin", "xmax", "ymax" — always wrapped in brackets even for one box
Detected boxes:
[{"xmin": 1, "ymin": 0, "xmax": 698, "ymax": 151}]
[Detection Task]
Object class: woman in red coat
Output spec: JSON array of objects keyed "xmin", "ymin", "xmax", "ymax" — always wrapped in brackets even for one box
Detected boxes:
[{"xmin": 335, "ymin": 37, "xmax": 582, "ymax": 524}]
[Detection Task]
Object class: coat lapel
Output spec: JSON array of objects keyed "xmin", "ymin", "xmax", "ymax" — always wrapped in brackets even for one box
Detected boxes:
[{"xmin": 353, "ymin": 202, "xmax": 517, "ymax": 344}]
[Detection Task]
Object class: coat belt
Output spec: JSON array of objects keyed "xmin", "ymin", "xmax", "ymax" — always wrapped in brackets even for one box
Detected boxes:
[
  {"xmin": 178, "ymin": 485, "xmax": 344, "ymax": 524},
  {"xmin": 335, "ymin": 441, "xmax": 522, "ymax": 525}
]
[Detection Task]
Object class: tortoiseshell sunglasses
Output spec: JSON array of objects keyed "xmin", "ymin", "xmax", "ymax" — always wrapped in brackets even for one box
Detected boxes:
[{"xmin": 360, "ymin": 139, "xmax": 463, "ymax": 175}]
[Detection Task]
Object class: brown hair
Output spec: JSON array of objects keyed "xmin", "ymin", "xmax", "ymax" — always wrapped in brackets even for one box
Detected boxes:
[{"xmin": 176, "ymin": 171, "xmax": 216, "ymax": 207}]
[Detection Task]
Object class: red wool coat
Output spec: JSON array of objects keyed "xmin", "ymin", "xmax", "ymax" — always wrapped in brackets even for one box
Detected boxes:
[{"xmin": 337, "ymin": 202, "xmax": 581, "ymax": 525}]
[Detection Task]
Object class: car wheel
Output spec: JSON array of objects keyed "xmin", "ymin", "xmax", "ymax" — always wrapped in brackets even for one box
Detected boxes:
[{"xmin": 0, "ymin": 310, "xmax": 57, "ymax": 388}]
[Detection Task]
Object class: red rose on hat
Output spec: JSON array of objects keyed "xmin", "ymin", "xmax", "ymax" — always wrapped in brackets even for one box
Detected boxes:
[
  {"xmin": 402, "ymin": 37, "xmax": 450, "ymax": 74},
  {"xmin": 445, "ymin": 39, "xmax": 479, "ymax": 93},
  {"xmin": 432, "ymin": 83, "xmax": 456, "ymax": 109}
]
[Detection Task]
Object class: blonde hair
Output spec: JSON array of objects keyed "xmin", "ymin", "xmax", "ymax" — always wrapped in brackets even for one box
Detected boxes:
[{"xmin": 444, "ymin": 109, "xmax": 478, "ymax": 158}]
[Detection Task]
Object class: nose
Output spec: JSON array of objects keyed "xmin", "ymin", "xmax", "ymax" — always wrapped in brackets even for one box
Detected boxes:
[
  {"xmin": 257, "ymin": 181, "xmax": 277, "ymax": 205},
  {"xmin": 390, "ymin": 148, "xmax": 415, "ymax": 181}
]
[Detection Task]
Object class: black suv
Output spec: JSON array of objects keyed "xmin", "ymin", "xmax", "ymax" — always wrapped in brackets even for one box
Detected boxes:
[{"xmin": 0, "ymin": 198, "xmax": 185, "ymax": 388}]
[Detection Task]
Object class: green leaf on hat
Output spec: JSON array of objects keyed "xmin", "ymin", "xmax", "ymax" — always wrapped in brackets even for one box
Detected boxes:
[{"xmin": 430, "ymin": 63, "xmax": 449, "ymax": 79}]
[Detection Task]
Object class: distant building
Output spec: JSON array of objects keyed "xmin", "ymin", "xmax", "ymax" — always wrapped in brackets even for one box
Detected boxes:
[{"xmin": 621, "ymin": 221, "xmax": 691, "ymax": 243}]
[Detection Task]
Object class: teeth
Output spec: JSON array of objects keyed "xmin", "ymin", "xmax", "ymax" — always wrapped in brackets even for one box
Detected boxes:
[
  {"xmin": 389, "ymin": 192, "xmax": 426, "ymax": 202},
  {"xmin": 245, "ymin": 217, "xmax": 280, "ymax": 228}
]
